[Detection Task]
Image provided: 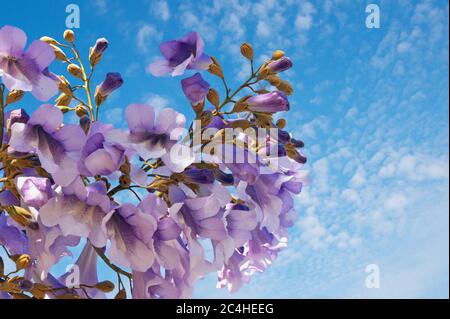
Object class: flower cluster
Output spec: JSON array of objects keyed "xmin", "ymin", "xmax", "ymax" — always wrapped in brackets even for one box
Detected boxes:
[{"xmin": 0, "ymin": 26, "xmax": 307, "ymax": 299}]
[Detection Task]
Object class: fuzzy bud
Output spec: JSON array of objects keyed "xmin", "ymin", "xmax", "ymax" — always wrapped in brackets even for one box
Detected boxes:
[
  {"xmin": 79, "ymin": 115, "xmax": 91, "ymax": 134},
  {"xmin": 119, "ymin": 174, "xmax": 131, "ymax": 187},
  {"xmin": 276, "ymin": 80, "xmax": 293, "ymax": 95},
  {"xmin": 55, "ymin": 93, "xmax": 72, "ymax": 107},
  {"xmin": 56, "ymin": 105, "xmax": 72, "ymax": 114},
  {"xmin": 207, "ymin": 89, "xmax": 220, "ymax": 108},
  {"xmin": 240, "ymin": 42, "xmax": 254, "ymax": 61},
  {"xmin": 75, "ymin": 105, "xmax": 88, "ymax": 117},
  {"xmin": 95, "ymin": 281, "xmax": 115, "ymax": 293},
  {"xmin": 6, "ymin": 90, "xmax": 24, "ymax": 105},
  {"xmin": 58, "ymin": 76, "xmax": 72, "ymax": 95},
  {"xmin": 51, "ymin": 45, "xmax": 68, "ymax": 62},
  {"xmin": 13, "ymin": 254, "xmax": 31, "ymax": 270},
  {"xmin": 272, "ymin": 50, "xmax": 285, "ymax": 60},
  {"xmin": 276, "ymin": 118, "xmax": 287, "ymax": 129},
  {"xmin": 89, "ymin": 38, "xmax": 109, "ymax": 67},
  {"xmin": 67, "ymin": 64, "xmax": 84, "ymax": 80},
  {"xmin": 266, "ymin": 75, "xmax": 282, "ymax": 86},
  {"xmin": 40, "ymin": 36, "xmax": 59, "ymax": 45},
  {"xmin": 63, "ymin": 29, "xmax": 75, "ymax": 43}
]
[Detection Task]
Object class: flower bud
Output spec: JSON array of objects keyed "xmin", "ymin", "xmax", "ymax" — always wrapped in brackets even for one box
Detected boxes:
[
  {"xmin": 58, "ymin": 76, "xmax": 72, "ymax": 95},
  {"xmin": 89, "ymin": 38, "xmax": 109, "ymax": 67},
  {"xmin": 276, "ymin": 80, "xmax": 293, "ymax": 95},
  {"xmin": 95, "ymin": 72, "xmax": 123, "ymax": 106},
  {"xmin": 115, "ymin": 289, "xmax": 127, "ymax": 299},
  {"xmin": 63, "ymin": 29, "xmax": 75, "ymax": 43},
  {"xmin": 51, "ymin": 45, "xmax": 68, "ymax": 62},
  {"xmin": 56, "ymin": 105, "xmax": 72, "ymax": 114},
  {"xmin": 95, "ymin": 280, "xmax": 115, "ymax": 293},
  {"xmin": 40, "ymin": 36, "xmax": 59, "ymax": 45},
  {"xmin": 272, "ymin": 50, "xmax": 285, "ymax": 60},
  {"xmin": 200, "ymin": 110, "xmax": 214, "ymax": 127},
  {"xmin": 240, "ymin": 42, "xmax": 254, "ymax": 61},
  {"xmin": 75, "ymin": 105, "xmax": 88, "ymax": 117},
  {"xmin": 246, "ymin": 91, "xmax": 289, "ymax": 113},
  {"xmin": 266, "ymin": 75, "xmax": 282, "ymax": 86},
  {"xmin": 0, "ymin": 256, "xmax": 4, "ymax": 277},
  {"xmin": 119, "ymin": 174, "xmax": 131, "ymax": 187},
  {"xmin": 208, "ymin": 63, "xmax": 223, "ymax": 78},
  {"xmin": 6, "ymin": 90, "xmax": 24, "ymax": 105},
  {"xmin": 13, "ymin": 254, "xmax": 31, "ymax": 270},
  {"xmin": 267, "ymin": 57, "xmax": 293, "ymax": 73},
  {"xmin": 79, "ymin": 115, "xmax": 91, "ymax": 134},
  {"xmin": 5, "ymin": 206, "xmax": 35, "ymax": 228},
  {"xmin": 276, "ymin": 118, "xmax": 286, "ymax": 129},
  {"xmin": 55, "ymin": 93, "xmax": 72, "ymax": 107},
  {"xmin": 207, "ymin": 89, "xmax": 220, "ymax": 108},
  {"xmin": 67, "ymin": 63, "xmax": 83, "ymax": 80}
]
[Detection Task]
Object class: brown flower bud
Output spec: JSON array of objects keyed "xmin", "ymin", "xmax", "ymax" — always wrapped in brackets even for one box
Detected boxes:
[
  {"xmin": 240, "ymin": 42, "xmax": 254, "ymax": 61},
  {"xmin": 119, "ymin": 174, "xmax": 131, "ymax": 187},
  {"xmin": 67, "ymin": 64, "xmax": 84, "ymax": 80},
  {"xmin": 51, "ymin": 45, "xmax": 68, "ymax": 62},
  {"xmin": 95, "ymin": 280, "xmax": 115, "ymax": 293},
  {"xmin": 276, "ymin": 80, "xmax": 293, "ymax": 95},
  {"xmin": 115, "ymin": 289, "xmax": 127, "ymax": 299},
  {"xmin": 6, "ymin": 90, "xmax": 24, "ymax": 105},
  {"xmin": 56, "ymin": 105, "xmax": 72, "ymax": 114},
  {"xmin": 200, "ymin": 110, "xmax": 214, "ymax": 127},
  {"xmin": 75, "ymin": 105, "xmax": 88, "ymax": 117},
  {"xmin": 55, "ymin": 93, "xmax": 72, "ymax": 107},
  {"xmin": 40, "ymin": 36, "xmax": 59, "ymax": 45},
  {"xmin": 192, "ymin": 100, "xmax": 204, "ymax": 115},
  {"xmin": 58, "ymin": 76, "xmax": 72, "ymax": 95},
  {"xmin": 272, "ymin": 50, "xmax": 285, "ymax": 60},
  {"xmin": 63, "ymin": 29, "xmax": 75, "ymax": 43},
  {"xmin": 266, "ymin": 75, "xmax": 282, "ymax": 86},
  {"xmin": 207, "ymin": 89, "xmax": 220, "ymax": 108},
  {"xmin": 79, "ymin": 115, "xmax": 91, "ymax": 134},
  {"xmin": 14, "ymin": 254, "xmax": 31, "ymax": 270},
  {"xmin": 276, "ymin": 118, "xmax": 287, "ymax": 129},
  {"xmin": 208, "ymin": 63, "xmax": 223, "ymax": 78},
  {"xmin": 5, "ymin": 206, "xmax": 35, "ymax": 228}
]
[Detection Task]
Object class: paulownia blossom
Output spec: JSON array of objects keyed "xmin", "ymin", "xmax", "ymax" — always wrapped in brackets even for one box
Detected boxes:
[
  {"xmin": 0, "ymin": 25, "xmax": 57, "ymax": 101},
  {"xmin": 0, "ymin": 25, "xmax": 308, "ymax": 299}
]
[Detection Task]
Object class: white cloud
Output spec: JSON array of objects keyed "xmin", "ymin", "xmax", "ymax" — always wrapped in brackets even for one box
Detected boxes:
[
  {"xmin": 136, "ymin": 24, "xmax": 159, "ymax": 52},
  {"xmin": 153, "ymin": 0, "xmax": 170, "ymax": 21},
  {"xmin": 144, "ymin": 93, "xmax": 170, "ymax": 110}
]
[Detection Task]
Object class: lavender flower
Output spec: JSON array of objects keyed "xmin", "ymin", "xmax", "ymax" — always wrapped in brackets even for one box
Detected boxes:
[
  {"xmin": 120, "ymin": 103, "xmax": 193, "ymax": 172},
  {"xmin": 8, "ymin": 104, "xmax": 86, "ymax": 187},
  {"xmin": 246, "ymin": 91, "xmax": 290, "ymax": 113},
  {"xmin": 0, "ymin": 25, "xmax": 57, "ymax": 101},
  {"xmin": 181, "ymin": 72, "xmax": 210, "ymax": 104},
  {"xmin": 78, "ymin": 122, "xmax": 128, "ymax": 177},
  {"xmin": 148, "ymin": 32, "xmax": 212, "ymax": 77},
  {"xmin": 96, "ymin": 72, "xmax": 123, "ymax": 97},
  {"xmin": 267, "ymin": 57, "xmax": 293, "ymax": 73}
]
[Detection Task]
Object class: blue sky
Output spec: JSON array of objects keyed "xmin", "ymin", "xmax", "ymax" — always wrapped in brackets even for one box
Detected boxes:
[{"xmin": 1, "ymin": 0, "xmax": 449, "ymax": 298}]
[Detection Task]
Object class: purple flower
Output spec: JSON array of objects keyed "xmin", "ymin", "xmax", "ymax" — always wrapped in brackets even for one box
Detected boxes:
[
  {"xmin": 246, "ymin": 91, "xmax": 290, "ymax": 113},
  {"xmin": 132, "ymin": 267, "xmax": 182, "ymax": 299},
  {"xmin": 103, "ymin": 203, "xmax": 157, "ymax": 272},
  {"xmin": 39, "ymin": 181, "xmax": 112, "ymax": 248},
  {"xmin": 119, "ymin": 103, "xmax": 193, "ymax": 172},
  {"xmin": 169, "ymin": 184, "xmax": 231, "ymax": 241},
  {"xmin": 96, "ymin": 72, "xmax": 123, "ymax": 97},
  {"xmin": 25, "ymin": 207, "xmax": 80, "ymax": 280},
  {"xmin": 181, "ymin": 72, "xmax": 210, "ymax": 104},
  {"xmin": 267, "ymin": 57, "xmax": 293, "ymax": 73},
  {"xmin": 183, "ymin": 168, "xmax": 215, "ymax": 184},
  {"xmin": 15, "ymin": 176, "xmax": 54, "ymax": 208},
  {"xmin": 0, "ymin": 213, "xmax": 28, "ymax": 255},
  {"xmin": 148, "ymin": 32, "xmax": 212, "ymax": 77},
  {"xmin": 0, "ymin": 25, "xmax": 57, "ymax": 101},
  {"xmin": 8, "ymin": 104, "xmax": 86, "ymax": 187},
  {"xmin": 78, "ymin": 122, "xmax": 128, "ymax": 177}
]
